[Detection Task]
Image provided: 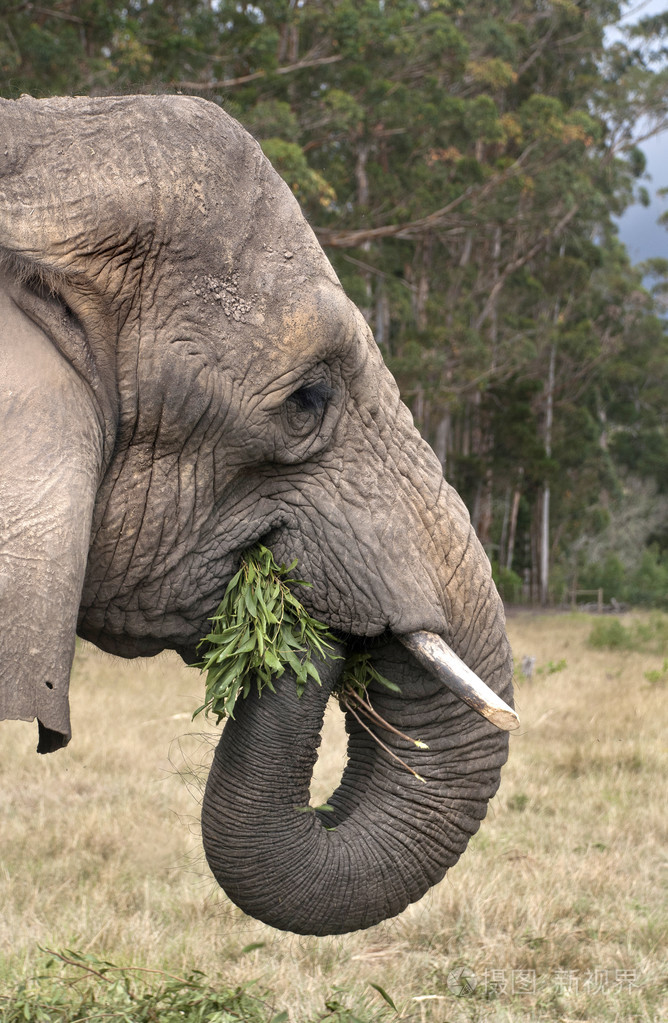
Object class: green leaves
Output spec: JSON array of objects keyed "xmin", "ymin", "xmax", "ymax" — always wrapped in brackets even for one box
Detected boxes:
[
  {"xmin": 193, "ymin": 545, "xmax": 337, "ymax": 723},
  {"xmin": 0, "ymin": 947, "xmax": 279, "ymax": 1023},
  {"xmin": 339, "ymin": 652, "xmax": 401, "ymax": 699},
  {"xmin": 0, "ymin": 947, "xmax": 400, "ymax": 1022},
  {"xmin": 192, "ymin": 545, "xmax": 415, "ymax": 772}
]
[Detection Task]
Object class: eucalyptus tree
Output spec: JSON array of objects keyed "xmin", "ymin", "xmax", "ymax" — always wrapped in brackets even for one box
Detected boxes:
[{"xmin": 2, "ymin": 0, "xmax": 667, "ymax": 602}]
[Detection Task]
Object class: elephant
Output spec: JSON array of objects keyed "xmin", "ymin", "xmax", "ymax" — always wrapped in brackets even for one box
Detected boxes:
[{"xmin": 0, "ymin": 94, "xmax": 515, "ymax": 937}]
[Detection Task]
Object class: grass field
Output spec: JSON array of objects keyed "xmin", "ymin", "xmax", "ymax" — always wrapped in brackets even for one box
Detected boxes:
[{"xmin": 0, "ymin": 612, "xmax": 666, "ymax": 1022}]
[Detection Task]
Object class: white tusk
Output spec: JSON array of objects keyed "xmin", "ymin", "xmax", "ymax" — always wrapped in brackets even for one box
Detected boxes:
[{"xmin": 398, "ymin": 631, "xmax": 520, "ymax": 732}]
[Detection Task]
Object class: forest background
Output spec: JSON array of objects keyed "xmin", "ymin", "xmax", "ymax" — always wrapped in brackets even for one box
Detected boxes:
[{"xmin": 2, "ymin": 0, "xmax": 668, "ymax": 607}]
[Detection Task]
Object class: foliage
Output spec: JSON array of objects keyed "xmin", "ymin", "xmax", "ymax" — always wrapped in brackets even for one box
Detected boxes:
[
  {"xmin": 492, "ymin": 563, "xmax": 523, "ymax": 604},
  {"xmin": 338, "ymin": 652, "xmax": 400, "ymax": 701},
  {"xmin": 588, "ymin": 617, "xmax": 634, "ymax": 651},
  {"xmin": 193, "ymin": 546, "xmax": 430, "ymax": 776},
  {"xmin": 0, "ymin": 949, "xmax": 276, "ymax": 1023},
  {"xmin": 0, "ymin": 949, "xmax": 395, "ymax": 1023},
  {"xmin": 2, "ymin": 0, "xmax": 668, "ymax": 604},
  {"xmin": 644, "ymin": 658, "xmax": 668, "ymax": 686},
  {"xmin": 626, "ymin": 547, "xmax": 668, "ymax": 609},
  {"xmin": 194, "ymin": 545, "xmax": 399, "ymax": 725},
  {"xmin": 536, "ymin": 658, "xmax": 567, "ymax": 676},
  {"xmin": 577, "ymin": 553, "xmax": 627, "ymax": 604},
  {"xmin": 588, "ymin": 613, "xmax": 668, "ymax": 655},
  {"xmin": 193, "ymin": 545, "xmax": 336, "ymax": 722},
  {"xmin": 578, "ymin": 546, "xmax": 668, "ymax": 609}
]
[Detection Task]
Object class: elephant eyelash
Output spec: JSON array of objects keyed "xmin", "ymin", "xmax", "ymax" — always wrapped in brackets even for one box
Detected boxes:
[{"xmin": 286, "ymin": 380, "xmax": 333, "ymax": 415}]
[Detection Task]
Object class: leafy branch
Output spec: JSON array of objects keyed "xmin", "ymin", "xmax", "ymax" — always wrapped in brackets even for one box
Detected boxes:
[
  {"xmin": 0, "ymin": 948, "xmax": 281, "ymax": 1023},
  {"xmin": 193, "ymin": 546, "xmax": 429, "ymax": 779},
  {"xmin": 193, "ymin": 545, "xmax": 336, "ymax": 722},
  {"xmin": 175, "ymin": 53, "xmax": 343, "ymax": 91}
]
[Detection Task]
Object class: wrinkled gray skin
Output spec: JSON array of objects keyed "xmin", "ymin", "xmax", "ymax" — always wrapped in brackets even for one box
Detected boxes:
[{"xmin": 0, "ymin": 95, "xmax": 513, "ymax": 936}]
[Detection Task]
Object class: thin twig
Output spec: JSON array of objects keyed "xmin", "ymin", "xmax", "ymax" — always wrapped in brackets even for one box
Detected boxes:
[
  {"xmin": 40, "ymin": 951, "xmax": 112, "ymax": 985},
  {"xmin": 339, "ymin": 698, "xmax": 426, "ymax": 783},
  {"xmin": 343, "ymin": 687, "xmax": 428, "ymax": 748},
  {"xmin": 5, "ymin": 2, "xmax": 84, "ymax": 20},
  {"xmin": 176, "ymin": 53, "xmax": 343, "ymax": 91},
  {"xmin": 41, "ymin": 949, "xmax": 196, "ymax": 989}
]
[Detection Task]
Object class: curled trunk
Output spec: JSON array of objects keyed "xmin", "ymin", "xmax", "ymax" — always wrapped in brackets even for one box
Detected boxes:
[{"xmin": 202, "ymin": 636, "xmax": 511, "ymax": 935}]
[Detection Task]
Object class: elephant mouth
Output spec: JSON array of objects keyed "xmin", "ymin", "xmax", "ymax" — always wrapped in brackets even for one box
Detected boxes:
[
  {"xmin": 312, "ymin": 627, "xmax": 519, "ymax": 734},
  {"xmin": 228, "ymin": 529, "xmax": 518, "ymax": 731},
  {"xmin": 76, "ymin": 627, "xmax": 170, "ymax": 659}
]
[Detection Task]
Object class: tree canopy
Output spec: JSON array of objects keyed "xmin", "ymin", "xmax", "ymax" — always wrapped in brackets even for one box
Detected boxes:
[{"xmin": 3, "ymin": 0, "xmax": 668, "ymax": 605}]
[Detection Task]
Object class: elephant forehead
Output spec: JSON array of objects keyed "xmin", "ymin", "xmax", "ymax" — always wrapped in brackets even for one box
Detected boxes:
[
  {"xmin": 175, "ymin": 269, "xmax": 358, "ymax": 365},
  {"xmin": 185, "ymin": 269, "xmax": 266, "ymax": 329},
  {"xmin": 271, "ymin": 283, "xmax": 356, "ymax": 354}
]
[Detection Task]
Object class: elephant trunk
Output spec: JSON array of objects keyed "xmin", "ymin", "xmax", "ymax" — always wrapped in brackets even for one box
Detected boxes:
[
  {"xmin": 202, "ymin": 386, "xmax": 514, "ymax": 935},
  {"xmin": 202, "ymin": 634, "xmax": 511, "ymax": 935}
]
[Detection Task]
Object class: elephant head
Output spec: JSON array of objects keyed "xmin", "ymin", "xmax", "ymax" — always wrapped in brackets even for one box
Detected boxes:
[{"xmin": 0, "ymin": 95, "xmax": 514, "ymax": 935}]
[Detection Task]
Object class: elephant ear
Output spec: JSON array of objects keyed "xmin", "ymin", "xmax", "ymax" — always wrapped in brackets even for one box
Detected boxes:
[
  {"xmin": 0, "ymin": 96, "xmax": 177, "ymax": 750},
  {"xmin": 0, "ymin": 95, "xmax": 158, "ymax": 287},
  {"xmin": 0, "ymin": 97, "xmax": 119, "ymax": 752},
  {"xmin": 0, "ymin": 94, "xmax": 270, "ymax": 290},
  {"xmin": 0, "ymin": 281, "xmax": 104, "ymax": 751}
]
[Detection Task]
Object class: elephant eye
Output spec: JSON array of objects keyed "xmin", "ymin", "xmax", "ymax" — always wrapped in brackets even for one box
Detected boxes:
[
  {"xmin": 287, "ymin": 381, "xmax": 333, "ymax": 415},
  {"xmin": 283, "ymin": 379, "xmax": 334, "ymax": 438}
]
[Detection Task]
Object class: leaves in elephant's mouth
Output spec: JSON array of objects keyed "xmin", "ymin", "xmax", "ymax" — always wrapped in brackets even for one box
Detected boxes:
[
  {"xmin": 192, "ymin": 544, "xmax": 336, "ymax": 722},
  {"xmin": 192, "ymin": 545, "xmax": 428, "ymax": 777}
]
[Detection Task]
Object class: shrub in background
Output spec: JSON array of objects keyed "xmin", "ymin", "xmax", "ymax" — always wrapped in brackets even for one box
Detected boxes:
[
  {"xmin": 579, "ymin": 548, "xmax": 668, "ymax": 610},
  {"xmin": 492, "ymin": 563, "xmax": 523, "ymax": 604}
]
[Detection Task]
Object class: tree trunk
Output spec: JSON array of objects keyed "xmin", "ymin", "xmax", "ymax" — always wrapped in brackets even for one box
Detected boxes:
[
  {"xmin": 414, "ymin": 236, "xmax": 433, "ymax": 332},
  {"xmin": 499, "ymin": 485, "xmax": 511, "ymax": 568},
  {"xmin": 540, "ymin": 341, "xmax": 556, "ymax": 606},
  {"xmin": 375, "ymin": 280, "xmax": 390, "ymax": 353},
  {"xmin": 506, "ymin": 468, "xmax": 523, "ymax": 572},
  {"xmin": 355, "ymin": 142, "xmax": 372, "ymax": 322},
  {"xmin": 433, "ymin": 413, "xmax": 450, "ymax": 474},
  {"xmin": 414, "ymin": 383, "xmax": 425, "ymax": 432},
  {"xmin": 489, "ymin": 224, "xmax": 501, "ymax": 372},
  {"xmin": 477, "ymin": 466, "xmax": 494, "ymax": 549}
]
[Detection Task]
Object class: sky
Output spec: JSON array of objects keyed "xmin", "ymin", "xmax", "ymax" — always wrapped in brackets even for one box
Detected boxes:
[
  {"xmin": 617, "ymin": 133, "xmax": 668, "ymax": 264},
  {"xmin": 613, "ymin": 0, "xmax": 668, "ymax": 264}
]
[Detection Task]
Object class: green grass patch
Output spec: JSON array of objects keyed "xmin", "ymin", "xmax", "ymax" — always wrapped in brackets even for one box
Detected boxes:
[
  {"xmin": 644, "ymin": 658, "xmax": 668, "ymax": 686},
  {"xmin": 587, "ymin": 613, "xmax": 668, "ymax": 655},
  {"xmin": 588, "ymin": 618, "xmax": 635, "ymax": 651},
  {"xmin": 536, "ymin": 658, "xmax": 567, "ymax": 675},
  {"xmin": 0, "ymin": 950, "xmax": 394, "ymax": 1023}
]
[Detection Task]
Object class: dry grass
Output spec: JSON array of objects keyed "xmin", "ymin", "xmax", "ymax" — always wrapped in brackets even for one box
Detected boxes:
[{"xmin": 1, "ymin": 613, "xmax": 666, "ymax": 1022}]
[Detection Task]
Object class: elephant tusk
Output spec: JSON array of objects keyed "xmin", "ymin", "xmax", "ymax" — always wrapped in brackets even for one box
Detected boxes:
[{"xmin": 399, "ymin": 631, "xmax": 520, "ymax": 732}]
